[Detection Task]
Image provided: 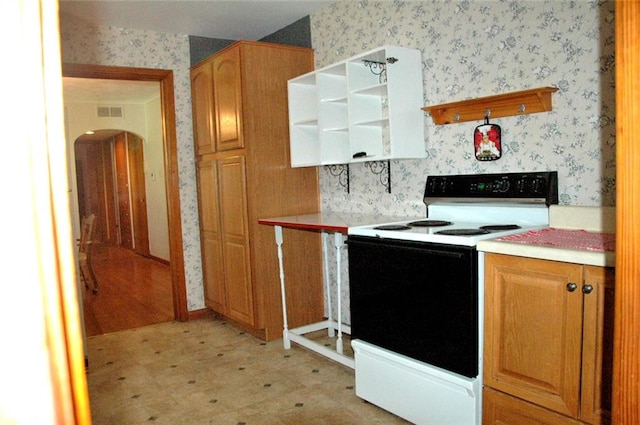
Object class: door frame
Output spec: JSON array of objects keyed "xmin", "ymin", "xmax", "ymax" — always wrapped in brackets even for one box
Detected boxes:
[{"xmin": 62, "ymin": 63, "xmax": 188, "ymax": 321}]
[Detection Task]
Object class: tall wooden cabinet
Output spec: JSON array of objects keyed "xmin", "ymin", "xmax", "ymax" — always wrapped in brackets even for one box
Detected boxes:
[
  {"xmin": 483, "ymin": 253, "xmax": 614, "ymax": 425},
  {"xmin": 191, "ymin": 41, "xmax": 324, "ymax": 340}
]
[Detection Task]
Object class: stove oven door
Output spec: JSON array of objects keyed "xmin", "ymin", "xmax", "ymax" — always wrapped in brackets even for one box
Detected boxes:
[{"xmin": 347, "ymin": 235, "xmax": 478, "ymax": 378}]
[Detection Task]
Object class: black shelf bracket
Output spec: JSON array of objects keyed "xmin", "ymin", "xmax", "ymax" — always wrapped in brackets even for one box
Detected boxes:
[
  {"xmin": 365, "ymin": 160, "xmax": 391, "ymax": 193},
  {"xmin": 326, "ymin": 164, "xmax": 350, "ymax": 193}
]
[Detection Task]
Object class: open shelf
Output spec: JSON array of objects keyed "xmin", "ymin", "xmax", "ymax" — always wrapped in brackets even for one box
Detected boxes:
[
  {"xmin": 422, "ymin": 86, "xmax": 559, "ymax": 125},
  {"xmin": 288, "ymin": 45, "xmax": 425, "ymax": 168}
]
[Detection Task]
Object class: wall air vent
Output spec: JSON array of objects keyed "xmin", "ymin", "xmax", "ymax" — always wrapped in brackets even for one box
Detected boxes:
[{"xmin": 97, "ymin": 106, "xmax": 124, "ymax": 118}]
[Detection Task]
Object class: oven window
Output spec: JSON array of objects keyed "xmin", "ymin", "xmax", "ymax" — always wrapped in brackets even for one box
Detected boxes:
[{"xmin": 348, "ymin": 236, "xmax": 478, "ymax": 378}]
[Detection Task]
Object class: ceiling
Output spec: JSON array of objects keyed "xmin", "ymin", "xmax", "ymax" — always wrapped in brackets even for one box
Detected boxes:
[
  {"xmin": 63, "ymin": 78, "xmax": 160, "ymax": 142},
  {"xmin": 63, "ymin": 77, "xmax": 160, "ymax": 104},
  {"xmin": 58, "ymin": 0, "xmax": 335, "ymax": 40}
]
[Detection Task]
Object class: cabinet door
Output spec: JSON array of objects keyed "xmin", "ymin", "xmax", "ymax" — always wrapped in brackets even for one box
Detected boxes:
[
  {"xmin": 580, "ymin": 266, "xmax": 614, "ymax": 425},
  {"xmin": 191, "ymin": 61, "xmax": 216, "ymax": 155},
  {"xmin": 213, "ymin": 47, "xmax": 244, "ymax": 152},
  {"xmin": 483, "ymin": 388, "xmax": 582, "ymax": 425},
  {"xmin": 218, "ymin": 156, "xmax": 254, "ymax": 325},
  {"xmin": 196, "ymin": 157, "xmax": 226, "ymax": 312},
  {"xmin": 484, "ymin": 254, "xmax": 584, "ymax": 418}
]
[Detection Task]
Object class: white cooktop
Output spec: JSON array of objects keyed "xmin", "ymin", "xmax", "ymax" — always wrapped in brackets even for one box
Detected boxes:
[{"xmin": 348, "ymin": 203, "xmax": 550, "ymax": 246}]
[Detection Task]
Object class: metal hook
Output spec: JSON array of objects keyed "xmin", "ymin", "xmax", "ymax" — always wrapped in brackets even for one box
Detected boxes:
[
  {"xmin": 484, "ymin": 109, "xmax": 491, "ymax": 124},
  {"xmin": 519, "ymin": 103, "xmax": 526, "ymax": 113}
]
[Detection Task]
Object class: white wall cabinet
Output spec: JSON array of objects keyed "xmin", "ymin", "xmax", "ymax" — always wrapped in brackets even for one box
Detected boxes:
[{"xmin": 288, "ymin": 45, "xmax": 425, "ymax": 167}]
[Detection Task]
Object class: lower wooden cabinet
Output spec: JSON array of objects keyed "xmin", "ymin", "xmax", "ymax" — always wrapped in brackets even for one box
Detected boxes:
[
  {"xmin": 197, "ymin": 157, "xmax": 225, "ymax": 313},
  {"xmin": 483, "ymin": 253, "xmax": 614, "ymax": 425},
  {"xmin": 217, "ymin": 156, "xmax": 254, "ymax": 325},
  {"xmin": 198, "ymin": 155, "xmax": 254, "ymax": 324}
]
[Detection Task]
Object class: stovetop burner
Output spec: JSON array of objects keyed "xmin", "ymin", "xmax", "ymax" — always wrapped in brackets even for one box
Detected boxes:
[
  {"xmin": 435, "ymin": 228, "xmax": 491, "ymax": 236},
  {"xmin": 407, "ymin": 220, "xmax": 452, "ymax": 227},
  {"xmin": 479, "ymin": 224, "xmax": 521, "ymax": 231}
]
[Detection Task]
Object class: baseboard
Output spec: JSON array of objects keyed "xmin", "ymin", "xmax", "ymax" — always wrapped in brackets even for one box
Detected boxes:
[
  {"xmin": 187, "ymin": 308, "xmax": 270, "ymax": 340},
  {"xmin": 149, "ymin": 255, "xmax": 170, "ymax": 265},
  {"xmin": 187, "ymin": 308, "xmax": 214, "ymax": 321}
]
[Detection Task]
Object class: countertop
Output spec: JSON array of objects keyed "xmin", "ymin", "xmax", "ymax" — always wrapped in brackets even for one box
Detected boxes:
[
  {"xmin": 258, "ymin": 212, "xmax": 414, "ymax": 233},
  {"xmin": 477, "ymin": 206, "xmax": 616, "ymax": 267}
]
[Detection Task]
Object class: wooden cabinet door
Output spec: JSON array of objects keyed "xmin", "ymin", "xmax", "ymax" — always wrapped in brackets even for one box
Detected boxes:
[
  {"xmin": 191, "ymin": 61, "xmax": 215, "ymax": 155},
  {"xmin": 484, "ymin": 254, "xmax": 584, "ymax": 418},
  {"xmin": 483, "ymin": 387, "xmax": 582, "ymax": 425},
  {"xmin": 213, "ymin": 47, "xmax": 244, "ymax": 152},
  {"xmin": 196, "ymin": 157, "xmax": 226, "ymax": 313},
  {"xmin": 218, "ymin": 156, "xmax": 254, "ymax": 325},
  {"xmin": 580, "ymin": 266, "xmax": 614, "ymax": 425}
]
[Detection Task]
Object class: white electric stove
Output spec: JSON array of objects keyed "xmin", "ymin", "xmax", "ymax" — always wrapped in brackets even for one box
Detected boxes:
[{"xmin": 347, "ymin": 171, "xmax": 558, "ymax": 425}]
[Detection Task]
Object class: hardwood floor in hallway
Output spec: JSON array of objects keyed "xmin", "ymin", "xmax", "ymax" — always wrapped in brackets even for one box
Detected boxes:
[{"xmin": 81, "ymin": 244, "xmax": 174, "ymax": 337}]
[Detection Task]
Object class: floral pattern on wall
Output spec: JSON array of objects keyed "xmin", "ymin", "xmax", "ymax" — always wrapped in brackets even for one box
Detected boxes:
[
  {"xmin": 59, "ymin": 15, "xmax": 205, "ymax": 310},
  {"xmin": 57, "ymin": 0, "xmax": 616, "ymax": 321},
  {"xmin": 311, "ymin": 0, "xmax": 616, "ymax": 215},
  {"xmin": 309, "ymin": 0, "xmax": 615, "ymax": 324}
]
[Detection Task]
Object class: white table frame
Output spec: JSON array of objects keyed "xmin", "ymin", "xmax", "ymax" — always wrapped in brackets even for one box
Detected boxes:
[{"xmin": 274, "ymin": 225, "xmax": 354, "ymax": 369}]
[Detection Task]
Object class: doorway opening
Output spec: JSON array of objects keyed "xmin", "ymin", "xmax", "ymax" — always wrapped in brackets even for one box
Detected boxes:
[
  {"xmin": 62, "ymin": 64, "xmax": 188, "ymax": 326},
  {"xmin": 74, "ymin": 129, "xmax": 175, "ymax": 336}
]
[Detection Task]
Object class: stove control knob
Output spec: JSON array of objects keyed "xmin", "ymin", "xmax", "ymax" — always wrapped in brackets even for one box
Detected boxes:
[{"xmin": 497, "ymin": 180, "xmax": 510, "ymax": 192}]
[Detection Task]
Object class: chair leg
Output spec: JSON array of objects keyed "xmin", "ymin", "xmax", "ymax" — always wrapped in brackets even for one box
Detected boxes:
[
  {"xmin": 87, "ymin": 260, "xmax": 98, "ymax": 294},
  {"xmin": 80, "ymin": 261, "xmax": 98, "ymax": 294},
  {"xmin": 80, "ymin": 266, "xmax": 89, "ymax": 289}
]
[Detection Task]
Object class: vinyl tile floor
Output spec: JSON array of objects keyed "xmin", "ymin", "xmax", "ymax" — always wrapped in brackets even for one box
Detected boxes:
[{"xmin": 86, "ymin": 317, "xmax": 411, "ymax": 425}]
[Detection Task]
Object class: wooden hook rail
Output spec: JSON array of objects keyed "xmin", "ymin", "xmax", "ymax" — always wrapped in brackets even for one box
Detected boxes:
[{"xmin": 422, "ymin": 86, "xmax": 559, "ymax": 125}]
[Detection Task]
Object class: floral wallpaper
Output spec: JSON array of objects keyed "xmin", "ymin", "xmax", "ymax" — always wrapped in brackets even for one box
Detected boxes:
[
  {"xmin": 310, "ymin": 0, "xmax": 615, "ymax": 324},
  {"xmin": 58, "ymin": 0, "xmax": 616, "ymax": 321},
  {"xmin": 59, "ymin": 15, "xmax": 205, "ymax": 311},
  {"xmin": 312, "ymin": 0, "xmax": 616, "ymax": 216}
]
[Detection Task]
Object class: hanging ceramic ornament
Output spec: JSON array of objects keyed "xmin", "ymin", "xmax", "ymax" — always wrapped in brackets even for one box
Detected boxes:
[{"xmin": 474, "ymin": 113, "xmax": 502, "ymax": 161}]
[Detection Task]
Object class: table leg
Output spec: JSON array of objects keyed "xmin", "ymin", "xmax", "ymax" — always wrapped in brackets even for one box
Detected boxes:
[
  {"xmin": 322, "ymin": 232, "xmax": 335, "ymax": 337},
  {"xmin": 274, "ymin": 225, "xmax": 291, "ymax": 349},
  {"xmin": 334, "ymin": 232, "xmax": 344, "ymax": 355}
]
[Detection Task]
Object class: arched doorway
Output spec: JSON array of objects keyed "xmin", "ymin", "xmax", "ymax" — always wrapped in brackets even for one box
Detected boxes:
[{"xmin": 75, "ymin": 130, "xmax": 159, "ymax": 257}]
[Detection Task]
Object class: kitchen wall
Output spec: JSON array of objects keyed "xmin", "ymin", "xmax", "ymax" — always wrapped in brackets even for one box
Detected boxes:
[
  {"xmin": 311, "ymin": 0, "xmax": 616, "ymax": 216},
  {"xmin": 59, "ymin": 14, "xmax": 205, "ymax": 310},
  {"xmin": 144, "ymin": 96, "xmax": 171, "ymax": 261},
  {"xmin": 188, "ymin": 16, "xmax": 311, "ymax": 67}
]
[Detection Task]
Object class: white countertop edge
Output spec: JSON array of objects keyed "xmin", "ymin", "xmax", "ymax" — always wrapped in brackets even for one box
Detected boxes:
[{"xmin": 477, "ymin": 240, "xmax": 615, "ymax": 268}]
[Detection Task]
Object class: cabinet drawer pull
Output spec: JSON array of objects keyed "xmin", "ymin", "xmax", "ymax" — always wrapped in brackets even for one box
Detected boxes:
[
  {"xmin": 567, "ymin": 282, "xmax": 578, "ymax": 292},
  {"xmin": 582, "ymin": 284, "xmax": 594, "ymax": 294}
]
